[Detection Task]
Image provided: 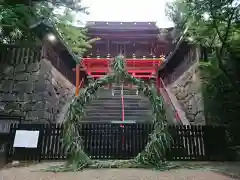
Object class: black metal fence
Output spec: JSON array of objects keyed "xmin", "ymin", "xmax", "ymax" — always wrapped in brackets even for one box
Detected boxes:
[{"xmin": 0, "ymin": 123, "xmax": 235, "ymax": 163}]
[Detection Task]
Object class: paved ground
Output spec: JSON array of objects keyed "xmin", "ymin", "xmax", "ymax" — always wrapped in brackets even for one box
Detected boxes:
[{"xmin": 0, "ymin": 162, "xmax": 239, "ymax": 180}]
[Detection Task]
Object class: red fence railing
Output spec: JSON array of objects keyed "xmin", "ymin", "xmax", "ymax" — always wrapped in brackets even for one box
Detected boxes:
[
  {"xmin": 159, "ymin": 77, "xmax": 182, "ymax": 123},
  {"xmin": 121, "ymin": 83, "xmax": 125, "ymax": 128}
]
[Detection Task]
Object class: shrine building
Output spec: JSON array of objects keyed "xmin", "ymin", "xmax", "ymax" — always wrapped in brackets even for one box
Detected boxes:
[{"xmin": 75, "ymin": 21, "xmax": 174, "ymax": 95}]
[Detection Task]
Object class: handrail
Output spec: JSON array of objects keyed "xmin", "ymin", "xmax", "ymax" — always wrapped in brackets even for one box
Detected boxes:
[
  {"xmin": 75, "ymin": 77, "xmax": 84, "ymax": 96},
  {"xmin": 75, "ymin": 64, "xmax": 80, "ymax": 96},
  {"xmin": 79, "ymin": 78, "xmax": 84, "ymax": 89},
  {"xmin": 120, "ymin": 83, "xmax": 125, "ymax": 146},
  {"xmin": 120, "ymin": 83, "xmax": 125, "ymax": 128},
  {"xmin": 159, "ymin": 78, "xmax": 182, "ymax": 123}
]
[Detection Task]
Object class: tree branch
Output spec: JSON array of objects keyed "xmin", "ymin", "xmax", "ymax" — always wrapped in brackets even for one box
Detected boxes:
[
  {"xmin": 215, "ymin": 47, "xmax": 236, "ymax": 88},
  {"xmin": 220, "ymin": 7, "xmax": 236, "ymax": 55},
  {"xmin": 209, "ymin": 33, "xmax": 217, "ymax": 48},
  {"xmin": 209, "ymin": 0, "xmax": 224, "ymax": 43},
  {"xmin": 209, "ymin": 1, "xmax": 238, "ymax": 88}
]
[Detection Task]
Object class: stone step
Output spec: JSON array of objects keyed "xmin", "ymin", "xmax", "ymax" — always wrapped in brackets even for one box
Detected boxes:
[
  {"xmin": 96, "ymin": 87, "xmax": 137, "ymax": 91},
  {"xmin": 85, "ymin": 107, "xmax": 152, "ymax": 113},
  {"xmin": 85, "ymin": 111, "xmax": 152, "ymax": 116},
  {"xmin": 86, "ymin": 102, "xmax": 151, "ymax": 106},
  {"xmin": 84, "ymin": 116, "xmax": 152, "ymax": 120},
  {"xmin": 95, "ymin": 94, "xmax": 140, "ymax": 99},
  {"xmin": 83, "ymin": 87, "xmax": 153, "ymax": 124},
  {"xmin": 82, "ymin": 116, "xmax": 152, "ymax": 121},
  {"xmin": 90, "ymin": 97, "xmax": 150, "ymax": 102},
  {"xmin": 95, "ymin": 90, "xmax": 149, "ymax": 98},
  {"xmin": 111, "ymin": 86, "xmax": 138, "ymax": 90},
  {"xmin": 76, "ymin": 120, "xmax": 152, "ymax": 124},
  {"xmin": 92, "ymin": 100, "xmax": 150, "ymax": 104},
  {"xmin": 86, "ymin": 109, "xmax": 151, "ymax": 113},
  {"xmin": 85, "ymin": 106, "xmax": 151, "ymax": 111},
  {"xmin": 95, "ymin": 92, "xmax": 138, "ymax": 97},
  {"xmin": 85, "ymin": 104, "xmax": 151, "ymax": 109},
  {"xmin": 94, "ymin": 96, "xmax": 144, "ymax": 100},
  {"xmin": 88, "ymin": 102, "xmax": 150, "ymax": 107},
  {"xmin": 88, "ymin": 100, "xmax": 150, "ymax": 105},
  {"xmin": 113, "ymin": 92, "xmax": 138, "ymax": 95},
  {"xmin": 112, "ymin": 87, "xmax": 136, "ymax": 90},
  {"xmin": 97, "ymin": 88, "xmax": 137, "ymax": 91}
]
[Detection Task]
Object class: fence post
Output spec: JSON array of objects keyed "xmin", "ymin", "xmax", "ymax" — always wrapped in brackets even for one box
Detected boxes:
[{"xmin": 0, "ymin": 133, "xmax": 10, "ymax": 168}]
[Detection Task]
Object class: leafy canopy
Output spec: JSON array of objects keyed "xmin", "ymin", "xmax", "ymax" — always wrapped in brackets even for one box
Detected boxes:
[
  {"xmin": 166, "ymin": 0, "xmax": 240, "ymax": 85},
  {"xmin": 0, "ymin": 0, "xmax": 96, "ymax": 56},
  {"xmin": 166, "ymin": 0, "xmax": 239, "ymax": 47},
  {"xmin": 166, "ymin": 0, "xmax": 240, "ymax": 145}
]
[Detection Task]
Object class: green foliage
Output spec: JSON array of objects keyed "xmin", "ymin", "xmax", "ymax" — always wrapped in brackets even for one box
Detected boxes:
[
  {"xmin": 0, "ymin": 4, "xmax": 38, "ymax": 43},
  {"xmin": 167, "ymin": 0, "xmax": 240, "ymax": 145},
  {"xmin": 56, "ymin": 24, "xmax": 89, "ymax": 54},
  {"xmin": 0, "ymin": 1, "xmax": 94, "ymax": 56},
  {"xmin": 199, "ymin": 58, "xmax": 232, "ymax": 124},
  {"xmin": 1, "ymin": 0, "xmax": 88, "ymax": 12},
  {"xmin": 56, "ymin": 23, "xmax": 100, "ymax": 57},
  {"xmin": 166, "ymin": 0, "xmax": 239, "ymax": 48},
  {"xmin": 199, "ymin": 58, "xmax": 240, "ymax": 145},
  {"xmin": 165, "ymin": 0, "xmax": 188, "ymax": 30},
  {"xmin": 58, "ymin": 56, "xmax": 171, "ymax": 171}
]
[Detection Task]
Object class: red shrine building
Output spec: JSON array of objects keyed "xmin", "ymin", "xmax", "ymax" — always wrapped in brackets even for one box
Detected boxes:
[{"xmin": 75, "ymin": 21, "xmax": 174, "ymax": 95}]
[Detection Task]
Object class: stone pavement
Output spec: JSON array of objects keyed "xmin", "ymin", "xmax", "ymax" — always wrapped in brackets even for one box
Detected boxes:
[{"xmin": 0, "ymin": 162, "xmax": 238, "ymax": 180}]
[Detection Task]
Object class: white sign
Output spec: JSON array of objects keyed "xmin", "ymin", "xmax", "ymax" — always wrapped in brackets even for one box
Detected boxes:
[{"xmin": 13, "ymin": 130, "xmax": 40, "ymax": 148}]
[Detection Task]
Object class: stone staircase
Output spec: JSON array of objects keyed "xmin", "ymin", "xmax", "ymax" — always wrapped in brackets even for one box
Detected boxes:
[{"xmin": 83, "ymin": 86, "xmax": 152, "ymax": 123}]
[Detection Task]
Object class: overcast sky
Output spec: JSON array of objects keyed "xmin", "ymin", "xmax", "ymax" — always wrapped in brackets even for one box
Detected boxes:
[{"xmin": 77, "ymin": 0, "xmax": 174, "ymax": 28}]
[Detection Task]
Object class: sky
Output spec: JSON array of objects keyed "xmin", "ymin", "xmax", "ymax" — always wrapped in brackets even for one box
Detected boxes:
[{"xmin": 77, "ymin": 0, "xmax": 174, "ymax": 28}]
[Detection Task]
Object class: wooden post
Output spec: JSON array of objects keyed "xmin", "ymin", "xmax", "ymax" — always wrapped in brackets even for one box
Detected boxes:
[{"xmin": 75, "ymin": 64, "xmax": 80, "ymax": 96}]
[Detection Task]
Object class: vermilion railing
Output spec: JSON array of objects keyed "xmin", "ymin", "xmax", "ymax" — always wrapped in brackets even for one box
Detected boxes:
[
  {"xmin": 76, "ymin": 77, "xmax": 84, "ymax": 96},
  {"xmin": 79, "ymin": 78, "xmax": 84, "ymax": 88},
  {"xmin": 120, "ymin": 84, "xmax": 125, "ymax": 146},
  {"xmin": 159, "ymin": 78, "xmax": 182, "ymax": 123},
  {"xmin": 121, "ymin": 83, "xmax": 125, "ymax": 128},
  {"xmin": 81, "ymin": 58, "xmax": 163, "ymax": 79}
]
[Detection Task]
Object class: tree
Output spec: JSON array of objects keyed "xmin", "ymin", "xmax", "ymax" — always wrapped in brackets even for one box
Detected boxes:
[
  {"xmin": 166, "ymin": 0, "xmax": 240, "ymax": 89},
  {"xmin": 165, "ymin": 0, "xmax": 188, "ymax": 30},
  {"xmin": 1, "ymin": 0, "xmax": 87, "ymax": 12},
  {"xmin": 166, "ymin": 0, "xmax": 239, "ymax": 59},
  {"xmin": 0, "ymin": 0, "xmax": 95, "ymax": 57},
  {"xmin": 166, "ymin": 0, "xmax": 240, "ymax": 145}
]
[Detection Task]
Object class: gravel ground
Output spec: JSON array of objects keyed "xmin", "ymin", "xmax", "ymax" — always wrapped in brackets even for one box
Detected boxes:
[{"xmin": 0, "ymin": 162, "xmax": 238, "ymax": 180}]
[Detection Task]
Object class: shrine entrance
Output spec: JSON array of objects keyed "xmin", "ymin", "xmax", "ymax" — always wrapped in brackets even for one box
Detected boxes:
[{"xmin": 74, "ymin": 57, "xmax": 165, "ymax": 95}]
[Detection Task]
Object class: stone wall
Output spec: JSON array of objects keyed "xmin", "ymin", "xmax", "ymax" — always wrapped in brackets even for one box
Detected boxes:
[
  {"xmin": 165, "ymin": 45, "xmax": 205, "ymax": 125},
  {"xmin": 0, "ymin": 45, "xmax": 75, "ymax": 123},
  {"xmin": 159, "ymin": 42, "xmax": 205, "ymax": 125},
  {"xmin": 170, "ymin": 63, "xmax": 205, "ymax": 125}
]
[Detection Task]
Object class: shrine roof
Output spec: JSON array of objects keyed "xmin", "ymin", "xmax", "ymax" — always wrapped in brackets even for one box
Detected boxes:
[
  {"xmin": 158, "ymin": 28, "xmax": 188, "ymax": 73},
  {"xmin": 86, "ymin": 21, "xmax": 160, "ymax": 31}
]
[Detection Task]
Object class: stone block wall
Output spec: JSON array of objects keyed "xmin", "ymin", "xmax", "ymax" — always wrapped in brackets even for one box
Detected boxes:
[
  {"xmin": 162, "ymin": 44, "xmax": 205, "ymax": 125},
  {"xmin": 170, "ymin": 63, "xmax": 205, "ymax": 125},
  {"xmin": 0, "ymin": 45, "xmax": 75, "ymax": 123}
]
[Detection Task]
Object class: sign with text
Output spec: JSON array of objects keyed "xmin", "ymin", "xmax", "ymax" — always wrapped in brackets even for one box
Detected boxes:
[{"xmin": 13, "ymin": 130, "xmax": 40, "ymax": 148}]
